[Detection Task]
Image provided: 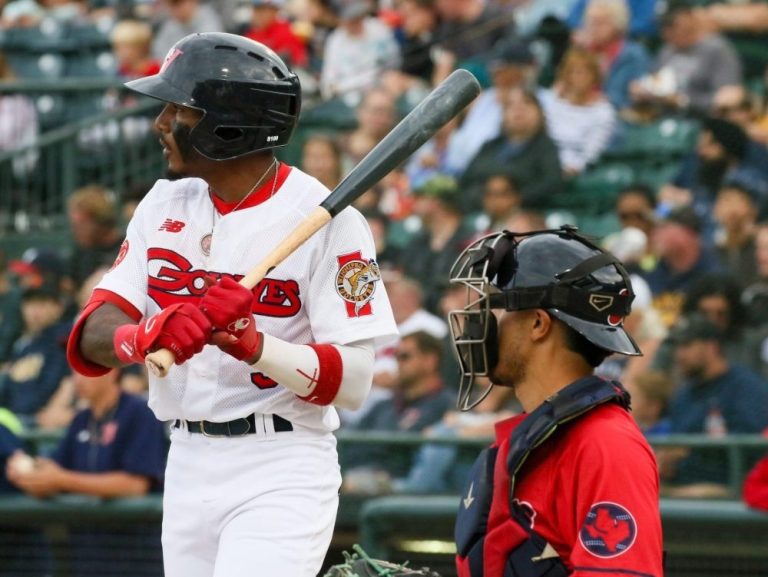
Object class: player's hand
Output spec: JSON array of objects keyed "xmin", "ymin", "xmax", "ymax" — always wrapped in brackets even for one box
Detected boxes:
[
  {"xmin": 113, "ymin": 303, "xmax": 212, "ymax": 366},
  {"xmin": 200, "ymin": 276, "xmax": 263, "ymax": 364}
]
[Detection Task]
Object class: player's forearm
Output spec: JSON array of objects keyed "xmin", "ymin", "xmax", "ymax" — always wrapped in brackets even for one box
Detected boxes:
[
  {"xmin": 57, "ymin": 469, "xmax": 151, "ymax": 497},
  {"xmin": 80, "ymin": 304, "xmax": 136, "ymax": 368},
  {"xmin": 253, "ymin": 335, "xmax": 374, "ymax": 410}
]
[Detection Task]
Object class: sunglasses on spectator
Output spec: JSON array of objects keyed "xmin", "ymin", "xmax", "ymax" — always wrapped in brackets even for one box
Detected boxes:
[
  {"xmin": 618, "ymin": 211, "xmax": 649, "ymax": 222},
  {"xmin": 396, "ymin": 351, "xmax": 416, "ymax": 362}
]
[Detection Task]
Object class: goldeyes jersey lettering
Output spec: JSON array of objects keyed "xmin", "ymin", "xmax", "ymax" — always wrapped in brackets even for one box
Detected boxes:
[{"xmin": 147, "ymin": 247, "xmax": 301, "ymax": 317}]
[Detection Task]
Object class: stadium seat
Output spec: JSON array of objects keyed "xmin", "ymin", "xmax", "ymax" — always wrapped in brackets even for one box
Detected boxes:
[
  {"xmin": 608, "ymin": 117, "xmax": 699, "ymax": 160},
  {"xmin": 34, "ymin": 93, "xmax": 67, "ymax": 131},
  {"xmin": 6, "ymin": 52, "xmax": 65, "ymax": 79},
  {"xmin": 65, "ymin": 51, "xmax": 116, "ymax": 77}
]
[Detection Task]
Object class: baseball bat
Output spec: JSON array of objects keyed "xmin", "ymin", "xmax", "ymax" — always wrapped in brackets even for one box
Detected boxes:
[{"xmin": 146, "ymin": 68, "xmax": 481, "ymax": 377}]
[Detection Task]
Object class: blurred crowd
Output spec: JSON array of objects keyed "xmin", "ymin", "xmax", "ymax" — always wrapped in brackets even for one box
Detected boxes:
[{"xmin": 3, "ymin": 0, "xmax": 768, "ymax": 513}]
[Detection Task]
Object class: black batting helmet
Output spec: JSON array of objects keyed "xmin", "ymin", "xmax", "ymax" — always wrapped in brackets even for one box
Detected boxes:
[
  {"xmin": 448, "ymin": 226, "xmax": 640, "ymax": 409},
  {"xmin": 125, "ymin": 32, "xmax": 301, "ymax": 160}
]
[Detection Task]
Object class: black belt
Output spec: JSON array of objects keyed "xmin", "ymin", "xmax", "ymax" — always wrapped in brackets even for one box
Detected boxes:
[{"xmin": 174, "ymin": 414, "xmax": 293, "ymax": 437}]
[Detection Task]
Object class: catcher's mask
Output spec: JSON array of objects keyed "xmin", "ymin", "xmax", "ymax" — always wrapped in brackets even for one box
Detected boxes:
[{"xmin": 448, "ymin": 226, "xmax": 641, "ymax": 410}]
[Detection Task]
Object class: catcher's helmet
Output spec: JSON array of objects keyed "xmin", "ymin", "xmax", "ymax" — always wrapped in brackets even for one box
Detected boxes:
[
  {"xmin": 125, "ymin": 32, "xmax": 301, "ymax": 160},
  {"xmin": 448, "ymin": 226, "xmax": 640, "ymax": 409}
]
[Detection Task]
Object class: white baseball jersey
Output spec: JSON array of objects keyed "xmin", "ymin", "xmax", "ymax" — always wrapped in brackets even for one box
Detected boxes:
[{"xmin": 98, "ymin": 164, "xmax": 398, "ymax": 430}]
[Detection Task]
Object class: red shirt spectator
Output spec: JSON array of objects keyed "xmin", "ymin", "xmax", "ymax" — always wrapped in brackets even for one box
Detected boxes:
[{"xmin": 244, "ymin": 0, "xmax": 308, "ymax": 69}]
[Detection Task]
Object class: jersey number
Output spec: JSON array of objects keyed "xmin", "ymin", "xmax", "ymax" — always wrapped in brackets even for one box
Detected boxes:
[{"xmin": 251, "ymin": 372, "xmax": 278, "ymax": 390}]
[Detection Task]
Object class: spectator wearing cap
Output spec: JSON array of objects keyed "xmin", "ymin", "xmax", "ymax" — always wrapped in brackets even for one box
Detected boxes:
[
  {"xmin": 320, "ymin": 0, "xmax": 400, "ymax": 102},
  {"xmin": 461, "ymin": 86, "xmax": 563, "ymax": 211},
  {"xmin": 446, "ymin": 39, "xmax": 538, "ymax": 174},
  {"xmin": 7, "ymin": 246, "xmax": 76, "ymax": 323},
  {"xmin": 0, "ymin": 283, "xmax": 72, "ymax": 429},
  {"xmin": 661, "ymin": 117, "xmax": 768, "ymax": 223},
  {"xmin": 642, "ymin": 205, "xmax": 722, "ymax": 327},
  {"xmin": 399, "ymin": 174, "xmax": 476, "ymax": 314},
  {"xmin": 573, "ymin": 0, "xmax": 651, "ymax": 110},
  {"xmin": 67, "ymin": 185, "xmax": 124, "ymax": 289},
  {"xmin": 151, "ymin": 0, "xmax": 224, "ymax": 61},
  {"xmin": 244, "ymin": 0, "xmax": 308, "ymax": 69},
  {"xmin": 629, "ymin": 1, "xmax": 741, "ymax": 114},
  {"xmin": 609, "ymin": 184, "xmax": 658, "ymax": 273},
  {"xmin": 657, "ymin": 313, "xmax": 768, "ymax": 498}
]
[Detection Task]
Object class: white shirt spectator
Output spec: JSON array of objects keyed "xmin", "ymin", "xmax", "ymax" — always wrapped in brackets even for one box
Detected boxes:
[{"xmin": 538, "ymin": 87, "xmax": 615, "ymax": 172}]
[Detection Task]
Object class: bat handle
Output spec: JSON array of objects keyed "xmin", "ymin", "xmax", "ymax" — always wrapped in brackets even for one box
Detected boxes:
[{"xmin": 146, "ymin": 348, "xmax": 175, "ymax": 378}]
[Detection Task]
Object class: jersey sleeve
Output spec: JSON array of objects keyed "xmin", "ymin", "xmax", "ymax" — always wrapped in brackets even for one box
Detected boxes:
[
  {"xmin": 567, "ymin": 417, "xmax": 664, "ymax": 577},
  {"xmin": 306, "ymin": 206, "xmax": 398, "ymax": 345}
]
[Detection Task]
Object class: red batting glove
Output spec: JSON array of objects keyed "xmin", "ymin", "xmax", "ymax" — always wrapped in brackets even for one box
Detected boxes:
[
  {"xmin": 200, "ymin": 276, "xmax": 263, "ymax": 364},
  {"xmin": 113, "ymin": 303, "xmax": 212, "ymax": 366}
]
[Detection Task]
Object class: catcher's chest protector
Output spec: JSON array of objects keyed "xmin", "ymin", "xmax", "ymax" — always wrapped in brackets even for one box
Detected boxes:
[{"xmin": 454, "ymin": 377, "xmax": 630, "ymax": 577}]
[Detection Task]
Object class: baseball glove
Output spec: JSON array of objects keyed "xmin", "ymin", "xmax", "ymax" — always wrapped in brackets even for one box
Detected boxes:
[{"xmin": 323, "ymin": 545, "xmax": 443, "ymax": 577}]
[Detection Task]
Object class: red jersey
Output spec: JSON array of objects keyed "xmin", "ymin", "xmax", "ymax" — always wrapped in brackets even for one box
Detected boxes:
[
  {"xmin": 478, "ymin": 403, "xmax": 663, "ymax": 577},
  {"xmin": 244, "ymin": 21, "xmax": 308, "ymax": 69}
]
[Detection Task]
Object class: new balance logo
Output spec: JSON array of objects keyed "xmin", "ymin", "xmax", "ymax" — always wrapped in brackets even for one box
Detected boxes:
[{"xmin": 159, "ymin": 219, "xmax": 186, "ymax": 233}]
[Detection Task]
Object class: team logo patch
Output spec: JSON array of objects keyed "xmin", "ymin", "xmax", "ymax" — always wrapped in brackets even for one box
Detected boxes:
[
  {"xmin": 110, "ymin": 239, "xmax": 129, "ymax": 270},
  {"xmin": 335, "ymin": 251, "xmax": 380, "ymax": 317},
  {"xmin": 579, "ymin": 502, "xmax": 637, "ymax": 558},
  {"xmin": 160, "ymin": 48, "xmax": 183, "ymax": 73}
]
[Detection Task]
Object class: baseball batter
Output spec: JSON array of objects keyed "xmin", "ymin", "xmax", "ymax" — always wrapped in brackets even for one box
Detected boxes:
[
  {"xmin": 448, "ymin": 227, "xmax": 663, "ymax": 577},
  {"xmin": 66, "ymin": 33, "xmax": 397, "ymax": 577}
]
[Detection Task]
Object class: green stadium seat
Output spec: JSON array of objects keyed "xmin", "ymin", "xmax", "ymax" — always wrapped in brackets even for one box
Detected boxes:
[
  {"xmin": 64, "ymin": 51, "xmax": 116, "ymax": 77},
  {"xmin": 34, "ymin": 93, "xmax": 67, "ymax": 131},
  {"xmin": 6, "ymin": 52, "xmax": 65, "ymax": 79},
  {"xmin": 608, "ymin": 117, "xmax": 699, "ymax": 160}
]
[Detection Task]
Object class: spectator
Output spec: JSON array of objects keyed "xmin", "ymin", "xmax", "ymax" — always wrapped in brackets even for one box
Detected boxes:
[
  {"xmin": 340, "ymin": 87, "xmax": 398, "ymax": 171},
  {"xmin": 447, "ymin": 39, "xmax": 539, "ymax": 173},
  {"xmin": 630, "ymin": 1, "xmax": 742, "ymax": 114},
  {"xmin": 405, "ymin": 114, "xmax": 463, "ymax": 188},
  {"xmin": 399, "ymin": 174, "xmax": 476, "ymax": 314},
  {"xmin": 744, "ymin": 451, "xmax": 768, "ymax": 511},
  {"xmin": 661, "ymin": 117, "xmax": 768, "ymax": 223},
  {"xmin": 566, "ymin": 0, "xmax": 657, "ymax": 40},
  {"xmin": 0, "ymin": 250, "xmax": 22, "ymax": 364},
  {"xmin": 0, "ymin": 412, "xmax": 22, "ymax": 493},
  {"xmin": 539, "ymin": 47, "xmax": 616, "ymax": 175},
  {"xmin": 302, "ymin": 0, "xmax": 340, "ymax": 72},
  {"xmin": 342, "ymin": 331, "xmax": 453, "ymax": 494},
  {"xmin": 625, "ymin": 371, "xmax": 673, "ymax": 437},
  {"xmin": 360, "ymin": 208, "xmax": 401, "ymax": 271},
  {"xmin": 643, "ymin": 205, "xmax": 722, "ymax": 327},
  {"xmin": 151, "ymin": 0, "xmax": 224, "ymax": 60},
  {"xmin": 0, "ymin": 283, "xmax": 72, "ymax": 428},
  {"xmin": 575, "ymin": 0, "xmax": 651, "ymax": 110},
  {"xmin": 6, "ymin": 367, "xmax": 166, "ymax": 576},
  {"xmin": 301, "ymin": 133, "xmax": 343, "ymax": 190},
  {"xmin": 477, "ymin": 173, "xmax": 523, "ymax": 232},
  {"xmin": 711, "ymin": 84, "xmax": 767, "ymax": 143},
  {"xmin": 505, "ymin": 0, "xmax": 574, "ymax": 40},
  {"xmin": 713, "ymin": 183, "xmax": 759, "ymax": 284},
  {"xmin": 320, "ymin": 0, "xmax": 400, "ymax": 102},
  {"xmin": 659, "ymin": 314, "xmax": 768, "ymax": 497},
  {"xmin": 461, "ymin": 86, "xmax": 563, "ymax": 211},
  {"xmin": 111, "ymin": 19, "xmax": 161, "ymax": 80},
  {"xmin": 432, "ymin": 0, "xmax": 514, "ymax": 85},
  {"xmin": 67, "ymin": 184, "xmax": 124, "ymax": 288},
  {"xmin": 0, "ymin": 53, "xmax": 38, "ymax": 178},
  {"xmin": 381, "ymin": 0, "xmax": 439, "ymax": 98},
  {"xmin": 743, "ymin": 223, "xmax": 768, "ymax": 328},
  {"xmin": 244, "ymin": 0, "xmax": 308, "ymax": 69},
  {"xmin": 394, "ymin": 384, "xmax": 518, "ymax": 493},
  {"xmin": 610, "ymin": 183, "xmax": 657, "ymax": 272},
  {"xmin": 342, "ymin": 272, "xmax": 448, "ymax": 425}
]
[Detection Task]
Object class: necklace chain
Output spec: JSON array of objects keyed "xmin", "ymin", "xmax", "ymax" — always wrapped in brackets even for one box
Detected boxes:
[{"xmin": 231, "ymin": 157, "xmax": 279, "ymax": 213}]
